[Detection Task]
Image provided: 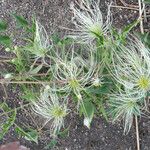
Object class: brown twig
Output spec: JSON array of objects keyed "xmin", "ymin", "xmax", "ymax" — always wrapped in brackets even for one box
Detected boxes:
[
  {"xmin": 22, "ymin": 107, "xmax": 40, "ymax": 129},
  {"xmin": 111, "ymin": 5, "xmax": 139, "ymax": 11},
  {"xmin": 0, "ymin": 55, "xmax": 14, "ymax": 59},
  {"xmin": 0, "ymin": 103, "xmax": 31, "ymax": 117},
  {"xmin": 120, "ymin": 0, "xmax": 139, "ymax": 8},
  {"xmin": 32, "ymin": 73, "xmax": 49, "ymax": 77},
  {"xmin": 0, "ymin": 59, "xmax": 11, "ymax": 63},
  {"xmin": 0, "ymin": 80, "xmax": 50, "ymax": 85},
  {"xmin": 142, "ymin": 0, "xmax": 147, "ymax": 22}
]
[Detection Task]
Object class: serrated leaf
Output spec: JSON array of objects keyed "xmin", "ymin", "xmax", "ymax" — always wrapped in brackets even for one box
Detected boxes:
[
  {"xmin": 0, "ymin": 35, "xmax": 11, "ymax": 46},
  {"xmin": 0, "ymin": 109, "xmax": 16, "ymax": 140},
  {"xmin": 44, "ymin": 139, "xmax": 57, "ymax": 149},
  {"xmin": 121, "ymin": 20, "xmax": 139, "ymax": 39},
  {"xmin": 15, "ymin": 127, "xmax": 38, "ymax": 143},
  {"xmin": 0, "ymin": 20, "xmax": 7, "ymax": 31},
  {"xmin": 13, "ymin": 14, "xmax": 28, "ymax": 27}
]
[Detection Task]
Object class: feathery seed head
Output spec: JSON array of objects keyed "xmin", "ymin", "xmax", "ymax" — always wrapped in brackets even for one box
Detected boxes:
[
  {"xmin": 32, "ymin": 87, "xmax": 69, "ymax": 137},
  {"xmin": 109, "ymin": 89, "xmax": 142, "ymax": 134},
  {"xmin": 137, "ymin": 76, "xmax": 150, "ymax": 90},
  {"xmin": 112, "ymin": 38, "xmax": 150, "ymax": 95},
  {"xmin": 88, "ymin": 23, "xmax": 102, "ymax": 38},
  {"xmin": 69, "ymin": 79, "xmax": 80, "ymax": 90},
  {"xmin": 69, "ymin": 0, "xmax": 111, "ymax": 44},
  {"xmin": 51, "ymin": 46, "xmax": 101, "ymax": 106},
  {"xmin": 31, "ymin": 21, "xmax": 51, "ymax": 58},
  {"xmin": 92, "ymin": 77, "xmax": 103, "ymax": 87},
  {"xmin": 51, "ymin": 105, "xmax": 67, "ymax": 118}
]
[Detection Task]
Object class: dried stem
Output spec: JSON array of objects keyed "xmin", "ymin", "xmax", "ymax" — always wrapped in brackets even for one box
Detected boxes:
[
  {"xmin": 0, "ymin": 103, "xmax": 31, "ymax": 117},
  {"xmin": 0, "ymin": 81, "xmax": 50, "ymax": 84},
  {"xmin": 0, "ymin": 59, "xmax": 11, "ymax": 63},
  {"xmin": 1, "ymin": 84, "xmax": 8, "ymax": 99},
  {"xmin": 138, "ymin": 0, "xmax": 144, "ymax": 34},
  {"xmin": 22, "ymin": 107, "xmax": 40, "ymax": 129},
  {"xmin": 135, "ymin": 116, "xmax": 140, "ymax": 150},
  {"xmin": 142, "ymin": 0, "xmax": 147, "ymax": 22},
  {"xmin": 0, "ymin": 55, "xmax": 14, "ymax": 59},
  {"xmin": 120, "ymin": 0, "xmax": 139, "ymax": 8},
  {"xmin": 111, "ymin": 5, "xmax": 139, "ymax": 10}
]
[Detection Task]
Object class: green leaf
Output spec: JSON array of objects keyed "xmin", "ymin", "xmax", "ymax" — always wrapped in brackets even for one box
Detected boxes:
[
  {"xmin": 99, "ymin": 100, "xmax": 108, "ymax": 121},
  {"xmin": 21, "ymin": 86, "xmax": 37, "ymax": 102},
  {"xmin": 0, "ymin": 109, "xmax": 16, "ymax": 140},
  {"xmin": 111, "ymin": 20, "xmax": 139, "ymax": 45},
  {"xmin": 121, "ymin": 20, "xmax": 139, "ymax": 39},
  {"xmin": 44, "ymin": 139, "xmax": 57, "ymax": 149},
  {"xmin": 86, "ymin": 86, "xmax": 109, "ymax": 95},
  {"xmin": 15, "ymin": 127, "xmax": 38, "ymax": 143},
  {"xmin": 24, "ymin": 129, "xmax": 38, "ymax": 143},
  {"xmin": 59, "ymin": 37, "xmax": 74, "ymax": 46},
  {"xmin": 51, "ymin": 34, "xmax": 73, "ymax": 46},
  {"xmin": 26, "ymin": 17, "xmax": 36, "ymax": 33},
  {"xmin": 144, "ymin": 0, "xmax": 150, "ymax": 3},
  {"xmin": 0, "ymin": 35, "xmax": 11, "ymax": 46},
  {"xmin": 147, "ymin": 91, "xmax": 150, "ymax": 96},
  {"xmin": 58, "ymin": 128, "xmax": 69, "ymax": 138},
  {"xmin": 51, "ymin": 34, "xmax": 60, "ymax": 45},
  {"xmin": 136, "ymin": 32, "xmax": 150, "ymax": 48},
  {"xmin": 29, "ymin": 64, "xmax": 43, "ymax": 75},
  {"xmin": 13, "ymin": 14, "xmax": 28, "ymax": 27},
  {"xmin": 0, "ymin": 102, "xmax": 11, "ymax": 112},
  {"xmin": 80, "ymin": 101, "xmax": 95, "ymax": 128},
  {"xmin": 0, "ymin": 20, "xmax": 7, "ymax": 31}
]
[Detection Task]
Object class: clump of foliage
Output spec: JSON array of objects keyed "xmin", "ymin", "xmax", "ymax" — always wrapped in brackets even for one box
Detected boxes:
[{"xmin": 0, "ymin": 0, "xmax": 149, "ymax": 148}]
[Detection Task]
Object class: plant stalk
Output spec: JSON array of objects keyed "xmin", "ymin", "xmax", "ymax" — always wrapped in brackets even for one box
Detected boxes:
[
  {"xmin": 135, "ymin": 116, "xmax": 140, "ymax": 150},
  {"xmin": 138, "ymin": 0, "xmax": 144, "ymax": 34}
]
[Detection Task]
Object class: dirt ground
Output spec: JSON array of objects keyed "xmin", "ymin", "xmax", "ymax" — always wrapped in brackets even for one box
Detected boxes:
[{"xmin": 0, "ymin": 0, "xmax": 150, "ymax": 150}]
